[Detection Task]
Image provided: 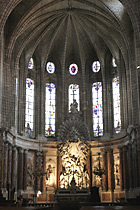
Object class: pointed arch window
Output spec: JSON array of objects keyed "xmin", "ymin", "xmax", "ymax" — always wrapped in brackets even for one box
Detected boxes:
[
  {"xmin": 28, "ymin": 58, "xmax": 34, "ymax": 69},
  {"xmin": 112, "ymin": 57, "xmax": 117, "ymax": 68},
  {"xmin": 92, "ymin": 82, "xmax": 103, "ymax": 136},
  {"xmin": 112, "ymin": 77, "xmax": 121, "ymax": 133},
  {"xmin": 25, "ymin": 78, "xmax": 34, "ymax": 135},
  {"xmin": 45, "ymin": 83, "xmax": 56, "ymax": 137},
  {"xmin": 69, "ymin": 84, "xmax": 80, "ymax": 111}
]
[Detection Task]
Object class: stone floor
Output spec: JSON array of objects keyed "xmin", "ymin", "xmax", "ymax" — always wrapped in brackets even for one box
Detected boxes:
[
  {"xmin": 0, "ymin": 206, "xmax": 140, "ymax": 210},
  {"xmin": 80, "ymin": 206, "xmax": 140, "ymax": 210}
]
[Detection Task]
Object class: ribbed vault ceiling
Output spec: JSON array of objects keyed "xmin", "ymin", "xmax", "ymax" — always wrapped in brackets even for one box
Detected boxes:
[{"xmin": 4, "ymin": 0, "xmax": 133, "ymax": 68}]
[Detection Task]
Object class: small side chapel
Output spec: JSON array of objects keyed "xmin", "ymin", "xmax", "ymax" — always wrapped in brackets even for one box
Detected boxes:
[{"xmin": 0, "ymin": 0, "xmax": 140, "ymax": 206}]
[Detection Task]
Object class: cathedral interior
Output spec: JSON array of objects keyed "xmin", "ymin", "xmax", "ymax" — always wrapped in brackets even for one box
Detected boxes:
[{"xmin": 0, "ymin": 0, "xmax": 140, "ymax": 208}]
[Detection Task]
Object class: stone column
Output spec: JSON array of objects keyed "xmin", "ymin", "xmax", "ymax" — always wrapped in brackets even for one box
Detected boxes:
[
  {"xmin": 35, "ymin": 151, "xmax": 41, "ymax": 192},
  {"xmin": 18, "ymin": 55, "xmax": 26, "ymax": 134},
  {"xmin": 11, "ymin": 146, "xmax": 17, "ymax": 200},
  {"xmin": 102, "ymin": 149, "xmax": 108, "ymax": 191},
  {"xmin": 123, "ymin": 146, "xmax": 129, "ymax": 190},
  {"xmin": 7, "ymin": 144, "xmax": 12, "ymax": 189},
  {"xmin": 107, "ymin": 148, "xmax": 114, "ymax": 191},
  {"xmin": 7, "ymin": 144, "xmax": 12, "ymax": 199},
  {"xmin": 57, "ymin": 152, "xmax": 62, "ymax": 188},
  {"xmin": 118, "ymin": 147, "xmax": 124, "ymax": 191},
  {"xmin": 102, "ymin": 62, "xmax": 114, "ymax": 136},
  {"xmin": 0, "ymin": 130, "xmax": 4, "ymax": 192},
  {"xmin": 137, "ymin": 143, "xmax": 140, "ymax": 187},
  {"xmin": 43, "ymin": 151, "xmax": 46, "ymax": 192},
  {"xmin": 128, "ymin": 144, "xmax": 133, "ymax": 189},
  {"xmin": 132, "ymin": 141, "xmax": 139, "ymax": 188},
  {"xmin": 135, "ymin": 141, "xmax": 139, "ymax": 188},
  {"xmin": 3, "ymin": 143, "xmax": 8, "ymax": 189},
  {"xmin": 107, "ymin": 148, "xmax": 114, "ymax": 202},
  {"xmin": 18, "ymin": 148, "xmax": 24, "ymax": 192},
  {"xmin": 23, "ymin": 149, "xmax": 28, "ymax": 191}
]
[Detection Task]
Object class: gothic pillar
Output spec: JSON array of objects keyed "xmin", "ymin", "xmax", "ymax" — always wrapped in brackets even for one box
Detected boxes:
[
  {"xmin": 128, "ymin": 144, "xmax": 133, "ymax": 189},
  {"xmin": 119, "ymin": 147, "xmax": 124, "ymax": 190},
  {"xmin": 123, "ymin": 146, "xmax": 129, "ymax": 190},
  {"xmin": 23, "ymin": 149, "xmax": 28, "ymax": 191},
  {"xmin": 0, "ymin": 130, "xmax": 4, "ymax": 192},
  {"xmin": 132, "ymin": 141, "xmax": 138, "ymax": 188},
  {"xmin": 137, "ymin": 143, "xmax": 140, "ymax": 187},
  {"xmin": 7, "ymin": 144, "xmax": 12, "ymax": 199},
  {"xmin": 57, "ymin": 152, "xmax": 62, "ymax": 188},
  {"xmin": 43, "ymin": 152, "xmax": 46, "ymax": 192},
  {"xmin": 3, "ymin": 143, "xmax": 8, "ymax": 189},
  {"xmin": 102, "ymin": 149, "xmax": 108, "ymax": 191},
  {"xmin": 18, "ymin": 55, "xmax": 26, "ymax": 134},
  {"xmin": 35, "ymin": 151, "xmax": 41, "ymax": 192},
  {"xmin": 18, "ymin": 148, "xmax": 24, "ymax": 191},
  {"xmin": 135, "ymin": 141, "xmax": 139, "ymax": 188},
  {"xmin": 7, "ymin": 144, "xmax": 12, "ymax": 189},
  {"xmin": 103, "ymin": 62, "xmax": 114, "ymax": 136},
  {"xmin": 107, "ymin": 148, "xmax": 114, "ymax": 191},
  {"xmin": 11, "ymin": 146, "xmax": 17, "ymax": 191}
]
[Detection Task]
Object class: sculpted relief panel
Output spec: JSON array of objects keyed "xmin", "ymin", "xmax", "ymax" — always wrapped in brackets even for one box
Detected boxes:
[
  {"xmin": 58, "ymin": 138, "xmax": 90, "ymax": 189},
  {"xmin": 46, "ymin": 158, "xmax": 56, "ymax": 187},
  {"xmin": 27, "ymin": 152, "xmax": 35, "ymax": 189}
]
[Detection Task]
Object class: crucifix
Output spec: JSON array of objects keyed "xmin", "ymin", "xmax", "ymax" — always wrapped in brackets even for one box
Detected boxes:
[{"xmin": 72, "ymin": 88, "xmax": 76, "ymax": 102}]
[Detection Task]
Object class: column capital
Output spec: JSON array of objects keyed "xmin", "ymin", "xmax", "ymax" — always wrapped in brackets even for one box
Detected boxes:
[
  {"xmin": 18, "ymin": 147, "xmax": 24, "ymax": 153},
  {"xmin": 24, "ymin": 149, "xmax": 28, "ymax": 154},
  {"xmin": 4, "ymin": 142, "xmax": 8, "ymax": 147},
  {"xmin": 12, "ymin": 146, "xmax": 17, "ymax": 151},
  {"xmin": 106, "ymin": 147, "xmax": 113, "ymax": 153},
  {"xmin": 118, "ymin": 146, "xmax": 123, "ymax": 151},
  {"xmin": 101, "ymin": 148, "xmax": 107, "ymax": 153},
  {"xmin": 123, "ymin": 145, "xmax": 128, "ymax": 151},
  {"xmin": 8, "ymin": 144, "xmax": 12, "ymax": 150}
]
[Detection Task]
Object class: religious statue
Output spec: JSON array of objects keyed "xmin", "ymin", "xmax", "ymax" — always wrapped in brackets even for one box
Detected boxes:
[{"xmin": 70, "ymin": 99, "xmax": 78, "ymax": 113}]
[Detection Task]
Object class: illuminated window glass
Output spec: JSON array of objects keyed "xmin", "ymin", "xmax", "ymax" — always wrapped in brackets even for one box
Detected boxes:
[
  {"xmin": 25, "ymin": 78, "xmax": 34, "ymax": 135},
  {"xmin": 45, "ymin": 83, "xmax": 56, "ymax": 137},
  {"xmin": 28, "ymin": 58, "xmax": 34, "ymax": 69},
  {"xmin": 92, "ymin": 61, "xmax": 100, "ymax": 73},
  {"xmin": 92, "ymin": 82, "xmax": 103, "ymax": 136},
  {"xmin": 69, "ymin": 84, "xmax": 80, "ymax": 111},
  {"xmin": 112, "ymin": 77, "xmax": 121, "ymax": 133},
  {"xmin": 69, "ymin": 64, "xmax": 78, "ymax": 75},
  {"xmin": 112, "ymin": 57, "xmax": 117, "ymax": 67},
  {"xmin": 46, "ymin": 62, "xmax": 55, "ymax": 74}
]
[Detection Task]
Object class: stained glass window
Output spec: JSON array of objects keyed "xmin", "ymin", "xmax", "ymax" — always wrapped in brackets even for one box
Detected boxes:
[
  {"xmin": 112, "ymin": 57, "xmax": 117, "ymax": 67},
  {"xmin": 28, "ymin": 58, "xmax": 34, "ymax": 69},
  {"xmin": 46, "ymin": 62, "xmax": 55, "ymax": 74},
  {"xmin": 92, "ymin": 61, "xmax": 100, "ymax": 73},
  {"xmin": 112, "ymin": 77, "xmax": 121, "ymax": 133},
  {"xmin": 69, "ymin": 84, "xmax": 80, "ymax": 111},
  {"xmin": 69, "ymin": 64, "xmax": 78, "ymax": 75},
  {"xmin": 92, "ymin": 82, "xmax": 103, "ymax": 136},
  {"xmin": 45, "ymin": 83, "xmax": 56, "ymax": 137},
  {"xmin": 25, "ymin": 78, "xmax": 34, "ymax": 135}
]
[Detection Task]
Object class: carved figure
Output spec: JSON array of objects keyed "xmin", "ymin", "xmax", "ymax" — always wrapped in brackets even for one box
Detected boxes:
[
  {"xmin": 70, "ymin": 99, "xmax": 78, "ymax": 113},
  {"xmin": 46, "ymin": 161, "xmax": 55, "ymax": 187},
  {"xmin": 59, "ymin": 138, "xmax": 90, "ymax": 189}
]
